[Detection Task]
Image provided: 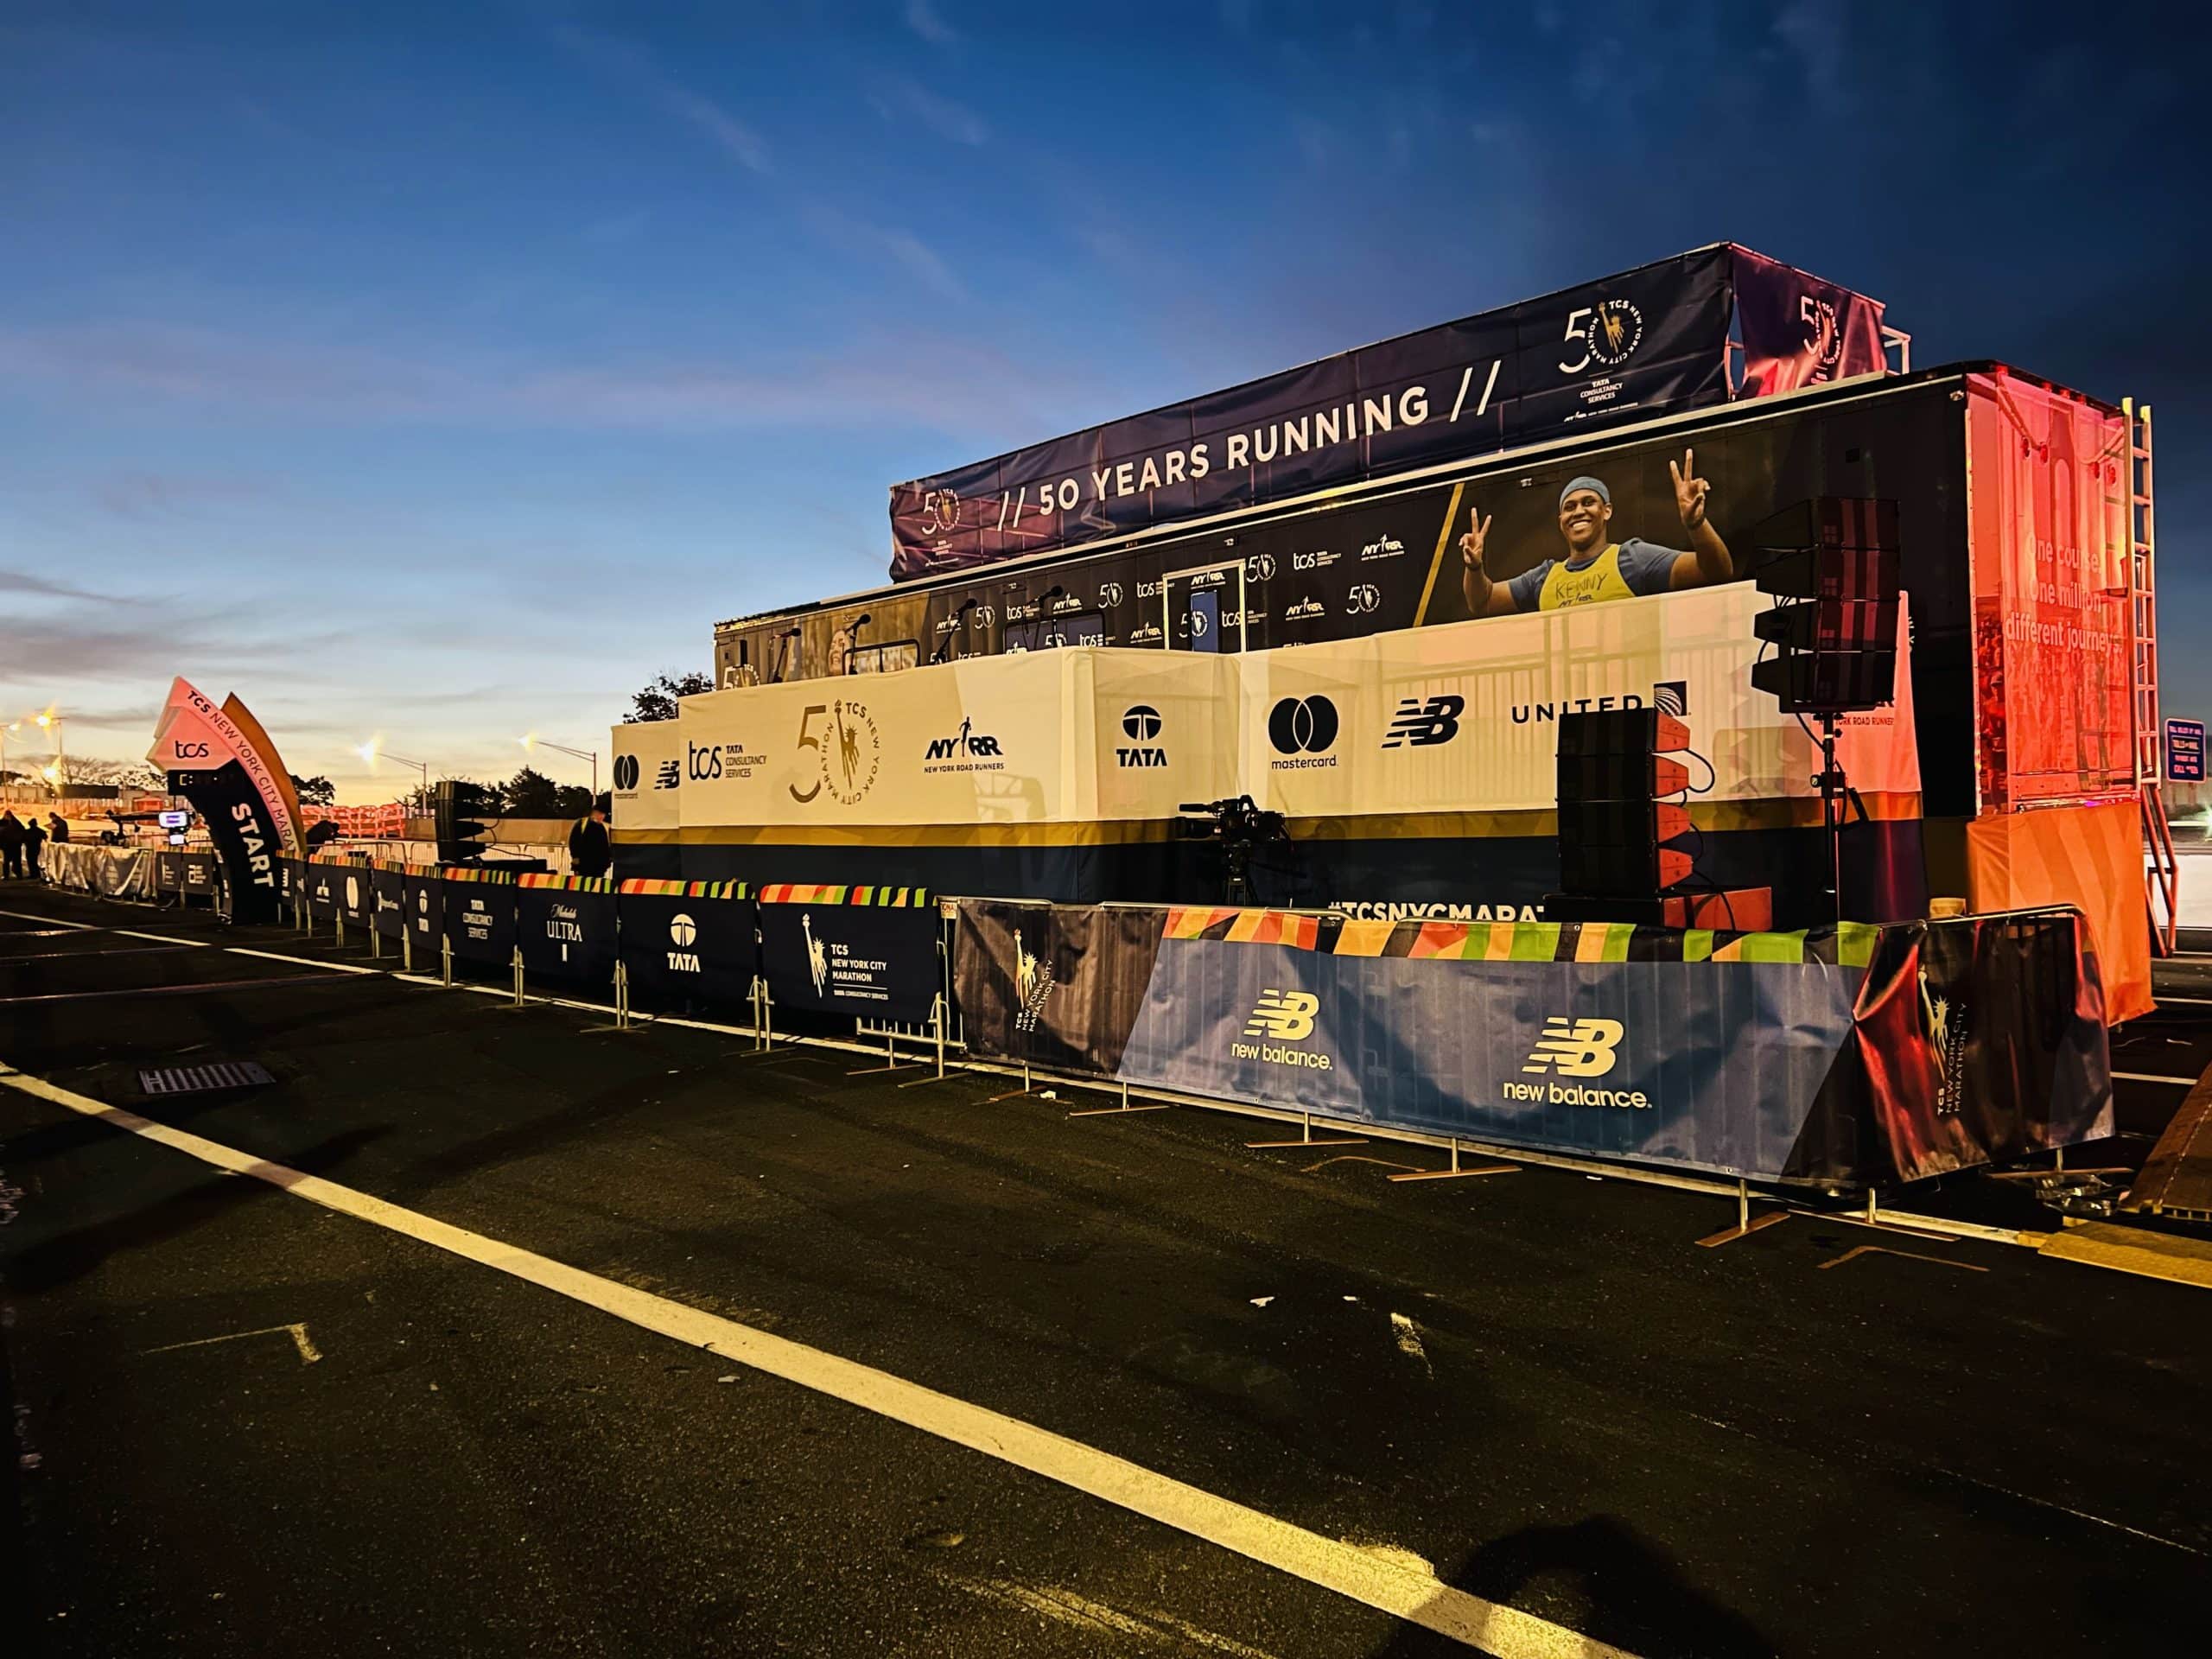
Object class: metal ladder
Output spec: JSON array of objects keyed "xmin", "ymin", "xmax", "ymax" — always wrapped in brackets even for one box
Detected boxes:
[{"xmin": 2127, "ymin": 398, "xmax": 2179, "ymax": 954}]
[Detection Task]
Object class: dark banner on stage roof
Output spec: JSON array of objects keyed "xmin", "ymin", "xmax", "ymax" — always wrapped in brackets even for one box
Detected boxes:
[
  {"xmin": 759, "ymin": 896, "xmax": 939, "ymax": 1022},
  {"xmin": 1732, "ymin": 246, "xmax": 1887, "ymax": 397},
  {"xmin": 518, "ymin": 877, "xmax": 616, "ymax": 986},
  {"xmin": 443, "ymin": 874, "xmax": 518, "ymax": 965},
  {"xmin": 618, "ymin": 884, "xmax": 758, "ymax": 1007},
  {"xmin": 889, "ymin": 247, "xmax": 1735, "ymax": 580}
]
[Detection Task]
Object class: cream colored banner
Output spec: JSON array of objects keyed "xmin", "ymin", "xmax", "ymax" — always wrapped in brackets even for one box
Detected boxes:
[
  {"xmin": 609, "ymin": 717, "xmax": 684, "ymax": 830},
  {"xmin": 1234, "ymin": 583, "xmax": 1917, "ymax": 818},
  {"xmin": 638, "ymin": 585, "xmax": 1917, "ymax": 831}
]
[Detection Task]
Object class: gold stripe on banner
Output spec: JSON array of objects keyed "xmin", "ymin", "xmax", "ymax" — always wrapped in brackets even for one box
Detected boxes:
[
  {"xmin": 614, "ymin": 792, "xmax": 1927, "ymax": 850},
  {"xmin": 1412, "ymin": 480, "xmax": 1466, "ymax": 627}
]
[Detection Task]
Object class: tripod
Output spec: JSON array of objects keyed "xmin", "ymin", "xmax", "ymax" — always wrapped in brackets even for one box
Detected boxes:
[{"xmin": 1811, "ymin": 712, "xmax": 1871, "ymax": 928}]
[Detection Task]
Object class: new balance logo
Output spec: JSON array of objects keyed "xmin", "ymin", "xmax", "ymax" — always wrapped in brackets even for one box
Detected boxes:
[
  {"xmin": 1382, "ymin": 694, "xmax": 1465, "ymax": 749},
  {"xmin": 1522, "ymin": 1017, "xmax": 1624, "ymax": 1077},
  {"xmin": 1243, "ymin": 989, "xmax": 1318, "ymax": 1041}
]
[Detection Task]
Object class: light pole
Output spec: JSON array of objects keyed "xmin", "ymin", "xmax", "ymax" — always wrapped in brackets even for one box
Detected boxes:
[
  {"xmin": 1, "ymin": 721, "xmax": 16, "ymax": 791},
  {"xmin": 519, "ymin": 736, "xmax": 598, "ymax": 799},
  {"xmin": 357, "ymin": 741, "xmax": 430, "ymax": 810},
  {"xmin": 34, "ymin": 711, "xmax": 64, "ymax": 795}
]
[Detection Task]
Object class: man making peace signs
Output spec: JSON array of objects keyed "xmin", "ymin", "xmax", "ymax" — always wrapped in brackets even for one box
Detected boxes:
[{"xmin": 1459, "ymin": 448, "xmax": 1733, "ymax": 616}]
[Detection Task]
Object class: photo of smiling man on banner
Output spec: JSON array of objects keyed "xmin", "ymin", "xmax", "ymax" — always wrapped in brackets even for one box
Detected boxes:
[{"xmin": 1459, "ymin": 447, "xmax": 1732, "ymax": 615}]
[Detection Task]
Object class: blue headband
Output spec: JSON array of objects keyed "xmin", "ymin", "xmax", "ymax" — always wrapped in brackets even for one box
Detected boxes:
[{"xmin": 1560, "ymin": 476, "xmax": 1611, "ymax": 509}]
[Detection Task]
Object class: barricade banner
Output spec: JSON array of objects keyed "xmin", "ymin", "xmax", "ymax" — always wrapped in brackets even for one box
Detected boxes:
[
  {"xmin": 953, "ymin": 900, "xmax": 2109, "ymax": 1187},
  {"xmin": 399, "ymin": 868, "xmax": 444, "ymax": 955},
  {"xmin": 616, "ymin": 880, "xmax": 756, "ymax": 1006},
  {"xmin": 757, "ymin": 885, "xmax": 938, "ymax": 1020},
  {"xmin": 301, "ymin": 859, "xmax": 345, "ymax": 918},
  {"xmin": 517, "ymin": 874, "xmax": 617, "ymax": 986},
  {"xmin": 156, "ymin": 851, "xmax": 219, "ymax": 899},
  {"xmin": 338, "ymin": 861, "xmax": 378, "ymax": 928},
  {"xmin": 954, "ymin": 900, "xmax": 1166, "ymax": 1074},
  {"xmin": 442, "ymin": 868, "xmax": 518, "ymax": 965},
  {"xmin": 371, "ymin": 863, "xmax": 409, "ymax": 941},
  {"xmin": 43, "ymin": 843, "xmax": 154, "ymax": 899}
]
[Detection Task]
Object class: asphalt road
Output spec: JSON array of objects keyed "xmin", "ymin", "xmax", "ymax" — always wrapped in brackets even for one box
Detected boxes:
[{"xmin": 3, "ymin": 881, "xmax": 2209, "ymax": 1658}]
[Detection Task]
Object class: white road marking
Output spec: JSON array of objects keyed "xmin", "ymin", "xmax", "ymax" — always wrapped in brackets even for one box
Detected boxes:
[
  {"xmin": 939, "ymin": 1572, "xmax": 1285, "ymax": 1656},
  {"xmin": 2113, "ymin": 1071, "xmax": 2198, "ymax": 1086},
  {"xmin": 145, "ymin": 1322, "xmax": 321, "ymax": 1365},
  {"xmin": 0, "ymin": 1055, "xmax": 1630, "ymax": 1659}
]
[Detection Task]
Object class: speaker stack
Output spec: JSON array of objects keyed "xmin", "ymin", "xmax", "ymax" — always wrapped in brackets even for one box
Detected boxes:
[
  {"xmin": 1543, "ymin": 709, "xmax": 1771, "ymax": 930},
  {"xmin": 1747, "ymin": 497, "xmax": 1901, "ymax": 714}
]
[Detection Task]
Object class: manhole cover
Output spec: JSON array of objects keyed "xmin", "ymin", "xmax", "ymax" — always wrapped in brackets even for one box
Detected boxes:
[{"xmin": 137, "ymin": 1061, "xmax": 276, "ymax": 1096}]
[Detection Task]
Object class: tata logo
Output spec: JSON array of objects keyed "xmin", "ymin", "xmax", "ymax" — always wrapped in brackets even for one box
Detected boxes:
[
  {"xmin": 1359, "ymin": 535, "xmax": 1406, "ymax": 562},
  {"xmin": 686, "ymin": 741, "xmax": 723, "ymax": 781},
  {"xmin": 1116, "ymin": 704, "xmax": 1166, "ymax": 768},
  {"xmin": 172, "ymin": 740, "xmax": 211, "ymax": 760},
  {"xmin": 666, "ymin": 911, "xmax": 701, "ymax": 972},
  {"xmin": 924, "ymin": 718, "xmax": 1002, "ymax": 761},
  {"xmin": 1522, "ymin": 1018, "xmax": 1624, "ymax": 1077},
  {"xmin": 1292, "ymin": 550, "xmax": 1337, "ymax": 571},
  {"xmin": 1346, "ymin": 583, "xmax": 1382, "ymax": 614},
  {"xmin": 1382, "ymin": 695, "xmax": 1464, "ymax": 749},
  {"xmin": 613, "ymin": 753, "xmax": 641, "ymax": 791},
  {"xmin": 1268, "ymin": 695, "xmax": 1338, "ymax": 758},
  {"xmin": 1232, "ymin": 989, "xmax": 1332, "ymax": 1070},
  {"xmin": 1097, "ymin": 582, "xmax": 1125, "ymax": 607}
]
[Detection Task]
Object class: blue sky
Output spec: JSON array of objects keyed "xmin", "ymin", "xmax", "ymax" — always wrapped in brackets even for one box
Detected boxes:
[{"xmin": 2, "ymin": 0, "xmax": 2201, "ymax": 799}]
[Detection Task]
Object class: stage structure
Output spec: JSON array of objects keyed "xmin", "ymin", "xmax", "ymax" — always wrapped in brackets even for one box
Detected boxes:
[{"xmin": 678, "ymin": 251, "xmax": 2159, "ymax": 1019}]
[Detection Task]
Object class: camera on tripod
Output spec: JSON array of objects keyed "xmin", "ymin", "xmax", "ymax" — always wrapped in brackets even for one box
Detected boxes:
[{"xmin": 1178, "ymin": 796, "xmax": 1287, "ymax": 905}]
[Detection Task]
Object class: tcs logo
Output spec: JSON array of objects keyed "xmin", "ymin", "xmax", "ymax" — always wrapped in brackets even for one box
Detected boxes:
[
  {"xmin": 172, "ymin": 740, "xmax": 211, "ymax": 760},
  {"xmin": 686, "ymin": 741, "xmax": 722, "ymax": 781}
]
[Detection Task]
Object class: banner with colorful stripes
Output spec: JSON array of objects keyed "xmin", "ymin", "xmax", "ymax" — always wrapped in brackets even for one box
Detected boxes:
[
  {"xmin": 1160, "ymin": 906, "xmax": 1878, "ymax": 966},
  {"xmin": 756, "ymin": 882, "xmax": 930, "ymax": 906}
]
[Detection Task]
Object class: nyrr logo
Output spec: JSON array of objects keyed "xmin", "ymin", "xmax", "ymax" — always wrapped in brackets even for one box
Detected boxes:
[
  {"xmin": 1505, "ymin": 1017, "xmax": 1649, "ymax": 1109},
  {"xmin": 923, "ymin": 716, "xmax": 1004, "ymax": 766},
  {"xmin": 1382, "ymin": 694, "xmax": 1464, "ymax": 749},
  {"xmin": 1522, "ymin": 1017, "xmax": 1623, "ymax": 1077},
  {"xmin": 1359, "ymin": 535, "xmax": 1406, "ymax": 562},
  {"xmin": 1116, "ymin": 704, "xmax": 1166, "ymax": 768},
  {"xmin": 1232, "ymin": 989, "xmax": 1331, "ymax": 1070}
]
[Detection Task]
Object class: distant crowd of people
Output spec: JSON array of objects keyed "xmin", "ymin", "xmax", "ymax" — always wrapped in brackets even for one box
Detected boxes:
[{"xmin": 0, "ymin": 809, "xmax": 70, "ymax": 879}]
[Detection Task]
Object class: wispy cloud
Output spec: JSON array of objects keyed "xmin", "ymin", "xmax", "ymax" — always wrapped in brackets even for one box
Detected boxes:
[
  {"xmin": 0, "ymin": 569, "xmax": 111, "ymax": 603},
  {"xmin": 658, "ymin": 85, "xmax": 771, "ymax": 174},
  {"xmin": 92, "ymin": 471, "xmax": 272, "ymax": 519},
  {"xmin": 550, "ymin": 24, "xmax": 770, "ymax": 175},
  {"xmin": 871, "ymin": 75, "xmax": 988, "ymax": 146},
  {"xmin": 905, "ymin": 0, "xmax": 957, "ymax": 46}
]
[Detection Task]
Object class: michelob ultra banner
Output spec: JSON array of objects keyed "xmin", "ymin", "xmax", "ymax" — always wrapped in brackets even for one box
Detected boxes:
[{"xmin": 517, "ymin": 874, "xmax": 616, "ymax": 985}]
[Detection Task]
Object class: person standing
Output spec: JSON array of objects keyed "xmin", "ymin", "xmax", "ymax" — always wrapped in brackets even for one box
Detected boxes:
[
  {"xmin": 0, "ymin": 810, "xmax": 24, "ymax": 879},
  {"xmin": 22, "ymin": 812, "xmax": 45, "ymax": 880},
  {"xmin": 567, "ymin": 800, "xmax": 612, "ymax": 880},
  {"xmin": 48, "ymin": 811, "xmax": 68, "ymax": 842}
]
